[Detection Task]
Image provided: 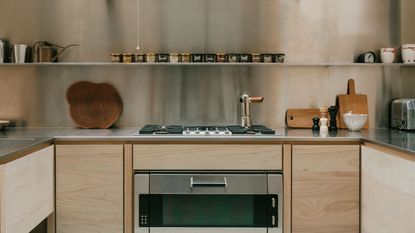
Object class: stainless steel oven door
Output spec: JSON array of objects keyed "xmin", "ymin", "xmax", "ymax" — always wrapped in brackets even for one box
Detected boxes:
[{"xmin": 134, "ymin": 172, "xmax": 282, "ymax": 233}]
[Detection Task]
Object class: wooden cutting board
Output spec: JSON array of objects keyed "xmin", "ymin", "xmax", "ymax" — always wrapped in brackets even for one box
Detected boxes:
[
  {"xmin": 337, "ymin": 79, "xmax": 369, "ymax": 129},
  {"xmin": 286, "ymin": 109, "xmax": 321, "ymax": 128},
  {"xmin": 66, "ymin": 81, "xmax": 123, "ymax": 129},
  {"xmin": 286, "ymin": 108, "xmax": 341, "ymax": 128}
]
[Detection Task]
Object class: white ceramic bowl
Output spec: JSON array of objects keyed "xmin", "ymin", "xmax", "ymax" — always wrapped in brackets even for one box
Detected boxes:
[{"xmin": 342, "ymin": 112, "xmax": 367, "ymax": 131}]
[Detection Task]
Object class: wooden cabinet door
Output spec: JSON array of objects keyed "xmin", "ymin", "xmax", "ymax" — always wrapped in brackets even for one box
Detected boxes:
[
  {"xmin": 361, "ymin": 145, "xmax": 415, "ymax": 233},
  {"xmin": 56, "ymin": 145, "xmax": 124, "ymax": 233},
  {"xmin": 292, "ymin": 145, "xmax": 360, "ymax": 233},
  {"xmin": 0, "ymin": 145, "xmax": 54, "ymax": 233}
]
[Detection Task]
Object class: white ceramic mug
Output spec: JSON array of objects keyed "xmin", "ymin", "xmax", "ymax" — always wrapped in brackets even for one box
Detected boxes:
[
  {"xmin": 380, "ymin": 47, "xmax": 395, "ymax": 63},
  {"xmin": 402, "ymin": 44, "xmax": 415, "ymax": 63}
]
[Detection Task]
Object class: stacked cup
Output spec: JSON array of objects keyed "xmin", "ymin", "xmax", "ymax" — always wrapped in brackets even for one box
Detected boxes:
[{"xmin": 380, "ymin": 48, "xmax": 396, "ymax": 63}]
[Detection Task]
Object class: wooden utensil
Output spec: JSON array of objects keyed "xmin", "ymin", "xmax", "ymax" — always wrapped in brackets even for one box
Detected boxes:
[
  {"xmin": 337, "ymin": 79, "xmax": 369, "ymax": 129},
  {"xmin": 66, "ymin": 81, "xmax": 123, "ymax": 129}
]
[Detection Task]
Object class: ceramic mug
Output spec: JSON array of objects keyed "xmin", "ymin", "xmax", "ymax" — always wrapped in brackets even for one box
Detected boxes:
[
  {"xmin": 380, "ymin": 47, "xmax": 395, "ymax": 63},
  {"xmin": 401, "ymin": 44, "xmax": 415, "ymax": 63}
]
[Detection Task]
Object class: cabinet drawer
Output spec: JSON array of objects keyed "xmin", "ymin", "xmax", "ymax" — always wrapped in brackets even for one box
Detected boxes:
[{"xmin": 133, "ymin": 144, "xmax": 282, "ymax": 170}]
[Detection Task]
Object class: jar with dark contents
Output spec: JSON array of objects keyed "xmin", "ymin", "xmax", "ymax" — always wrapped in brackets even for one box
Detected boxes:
[
  {"xmin": 111, "ymin": 53, "xmax": 121, "ymax": 63},
  {"xmin": 262, "ymin": 53, "xmax": 273, "ymax": 63},
  {"xmin": 205, "ymin": 53, "xmax": 217, "ymax": 62},
  {"xmin": 191, "ymin": 54, "xmax": 205, "ymax": 62},
  {"xmin": 275, "ymin": 53, "xmax": 285, "ymax": 63},
  {"xmin": 169, "ymin": 53, "xmax": 179, "ymax": 63},
  {"xmin": 146, "ymin": 53, "xmax": 156, "ymax": 62},
  {"xmin": 134, "ymin": 53, "xmax": 145, "ymax": 63},
  {"xmin": 240, "ymin": 54, "xmax": 252, "ymax": 63},
  {"xmin": 181, "ymin": 53, "xmax": 191, "ymax": 62},
  {"xmin": 251, "ymin": 53, "xmax": 261, "ymax": 63},
  {"xmin": 216, "ymin": 53, "xmax": 226, "ymax": 62},
  {"xmin": 122, "ymin": 53, "xmax": 133, "ymax": 63},
  {"xmin": 156, "ymin": 53, "xmax": 169, "ymax": 62},
  {"xmin": 227, "ymin": 53, "xmax": 240, "ymax": 63}
]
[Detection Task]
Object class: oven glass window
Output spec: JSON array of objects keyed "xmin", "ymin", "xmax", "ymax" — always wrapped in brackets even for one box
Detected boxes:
[{"xmin": 145, "ymin": 194, "xmax": 269, "ymax": 227}]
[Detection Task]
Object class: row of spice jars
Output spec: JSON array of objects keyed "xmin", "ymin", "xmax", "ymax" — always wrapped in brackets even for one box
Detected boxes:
[{"xmin": 111, "ymin": 53, "xmax": 285, "ymax": 63}]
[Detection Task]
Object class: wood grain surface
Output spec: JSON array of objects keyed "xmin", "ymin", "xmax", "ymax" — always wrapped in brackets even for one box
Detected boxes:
[
  {"xmin": 292, "ymin": 145, "xmax": 360, "ymax": 233},
  {"xmin": 286, "ymin": 108, "xmax": 340, "ymax": 128},
  {"xmin": 283, "ymin": 144, "xmax": 292, "ymax": 233},
  {"xmin": 338, "ymin": 79, "xmax": 369, "ymax": 129},
  {"xmin": 56, "ymin": 145, "xmax": 124, "ymax": 233},
  {"xmin": 133, "ymin": 144, "xmax": 282, "ymax": 170},
  {"xmin": 66, "ymin": 81, "xmax": 123, "ymax": 129},
  {"xmin": 361, "ymin": 145, "xmax": 415, "ymax": 233},
  {"xmin": 0, "ymin": 146, "xmax": 54, "ymax": 233}
]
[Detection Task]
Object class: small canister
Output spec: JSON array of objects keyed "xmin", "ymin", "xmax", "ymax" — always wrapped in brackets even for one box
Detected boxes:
[
  {"xmin": 252, "ymin": 53, "xmax": 261, "ymax": 63},
  {"xmin": 191, "ymin": 53, "xmax": 205, "ymax": 62},
  {"xmin": 134, "ymin": 53, "xmax": 145, "ymax": 63},
  {"xmin": 111, "ymin": 53, "xmax": 121, "ymax": 63},
  {"xmin": 216, "ymin": 53, "xmax": 226, "ymax": 62},
  {"xmin": 156, "ymin": 53, "xmax": 169, "ymax": 62},
  {"xmin": 122, "ymin": 53, "xmax": 133, "ymax": 63},
  {"xmin": 227, "ymin": 53, "xmax": 240, "ymax": 63},
  {"xmin": 146, "ymin": 53, "xmax": 156, "ymax": 62},
  {"xmin": 275, "ymin": 53, "xmax": 285, "ymax": 63},
  {"xmin": 170, "ymin": 53, "xmax": 179, "ymax": 63},
  {"xmin": 262, "ymin": 53, "xmax": 273, "ymax": 63},
  {"xmin": 205, "ymin": 53, "xmax": 216, "ymax": 62},
  {"xmin": 240, "ymin": 53, "xmax": 252, "ymax": 63},
  {"xmin": 181, "ymin": 53, "xmax": 191, "ymax": 62}
]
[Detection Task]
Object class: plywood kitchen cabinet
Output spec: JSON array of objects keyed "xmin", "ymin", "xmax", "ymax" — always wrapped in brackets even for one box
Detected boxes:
[
  {"xmin": 133, "ymin": 144, "xmax": 282, "ymax": 170},
  {"xmin": 0, "ymin": 145, "xmax": 54, "ymax": 233},
  {"xmin": 291, "ymin": 145, "xmax": 360, "ymax": 233},
  {"xmin": 55, "ymin": 145, "xmax": 124, "ymax": 233},
  {"xmin": 361, "ymin": 144, "xmax": 415, "ymax": 233}
]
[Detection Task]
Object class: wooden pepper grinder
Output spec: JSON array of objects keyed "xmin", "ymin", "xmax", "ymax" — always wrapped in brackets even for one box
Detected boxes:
[
  {"xmin": 319, "ymin": 106, "xmax": 329, "ymax": 137},
  {"xmin": 328, "ymin": 106, "xmax": 338, "ymax": 131}
]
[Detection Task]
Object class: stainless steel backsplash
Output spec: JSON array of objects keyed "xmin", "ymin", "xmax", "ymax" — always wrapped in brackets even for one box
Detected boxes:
[{"xmin": 0, "ymin": 0, "xmax": 414, "ymax": 128}]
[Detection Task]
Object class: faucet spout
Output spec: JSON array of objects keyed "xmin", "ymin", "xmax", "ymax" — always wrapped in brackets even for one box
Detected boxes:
[{"xmin": 240, "ymin": 92, "xmax": 264, "ymax": 127}]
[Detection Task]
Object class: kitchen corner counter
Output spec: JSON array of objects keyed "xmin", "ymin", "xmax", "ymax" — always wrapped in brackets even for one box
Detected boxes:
[
  {"xmin": 0, "ymin": 137, "xmax": 52, "ymax": 164},
  {"xmin": 0, "ymin": 128, "xmax": 414, "ymax": 160}
]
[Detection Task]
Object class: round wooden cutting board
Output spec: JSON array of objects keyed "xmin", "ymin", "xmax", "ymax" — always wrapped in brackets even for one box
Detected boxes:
[{"xmin": 66, "ymin": 81, "xmax": 123, "ymax": 129}]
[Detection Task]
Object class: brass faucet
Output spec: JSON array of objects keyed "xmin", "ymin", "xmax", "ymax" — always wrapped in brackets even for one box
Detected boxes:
[{"xmin": 240, "ymin": 92, "xmax": 264, "ymax": 127}]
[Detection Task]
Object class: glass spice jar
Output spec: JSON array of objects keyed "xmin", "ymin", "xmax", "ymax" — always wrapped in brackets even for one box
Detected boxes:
[
  {"xmin": 251, "ymin": 53, "xmax": 261, "ymax": 63},
  {"xmin": 240, "ymin": 53, "xmax": 252, "ymax": 63},
  {"xmin": 262, "ymin": 53, "xmax": 273, "ymax": 63},
  {"xmin": 205, "ymin": 53, "xmax": 217, "ymax": 62},
  {"xmin": 146, "ymin": 53, "xmax": 156, "ymax": 62},
  {"xmin": 191, "ymin": 54, "xmax": 205, "ymax": 63},
  {"xmin": 122, "ymin": 53, "xmax": 133, "ymax": 63},
  {"xmin": 134, "ymin": 53, "xmax": 145, "ymax": 63},
  {"xmin": 181, "ymin": 53, "xmax": 191, "ymax": 62},
  {"xmin": 156, "ymin": 53, "xmax": 169, "ymax": 62},
  {"xmin": 275, "ymin": 53, "xmax": 285, "ymax": 63},
  {"xmin": 216, "ymin": 53, "xmax": 226, "ymax": 62},
  {"xmin": 227, "ymin": 53, "xmax": 240, "ymax": 63},
  {"xmin": 169, "ymin": 53, "xmax": 179, "ymax": 63},
  {"xmin": 110, "ymin": 53, "xmax": 121, "ymax": 63}
]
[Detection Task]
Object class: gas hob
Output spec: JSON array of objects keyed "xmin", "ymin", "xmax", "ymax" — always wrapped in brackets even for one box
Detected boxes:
[{"xmin": 137, "ymin": 125, "xmax": 276, "ymax": 136}]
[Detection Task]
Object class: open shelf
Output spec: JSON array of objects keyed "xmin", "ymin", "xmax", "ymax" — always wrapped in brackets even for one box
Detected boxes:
[{"xmin": 0, "ymin": 62, "xmax": 414, "ymax": 67}]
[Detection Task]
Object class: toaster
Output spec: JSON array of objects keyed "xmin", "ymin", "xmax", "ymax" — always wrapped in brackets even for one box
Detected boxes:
[{"xmin": 391, "ymin": 99, "xmax": 415, "ymax": 130}]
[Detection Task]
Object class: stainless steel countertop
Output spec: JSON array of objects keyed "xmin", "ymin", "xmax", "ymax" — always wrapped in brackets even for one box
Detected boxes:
[{"xmin": 0, "ymin": 128, "xmax": 414, "ymax": 163}]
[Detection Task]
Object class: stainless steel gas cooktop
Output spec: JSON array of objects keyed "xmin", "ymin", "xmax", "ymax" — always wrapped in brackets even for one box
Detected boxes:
[{"xmin": 136, "ymin": 125, "xmax": 276, "ymax": 136}]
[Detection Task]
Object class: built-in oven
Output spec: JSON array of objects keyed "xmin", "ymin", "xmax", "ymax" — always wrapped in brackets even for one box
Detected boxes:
[{"xmin": 135, "ymin": 172, "xmax": 282, "ymax": 233}]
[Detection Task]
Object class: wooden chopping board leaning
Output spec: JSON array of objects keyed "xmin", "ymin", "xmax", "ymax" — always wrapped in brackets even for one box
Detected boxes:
[
  {"xmin": 337, "ymin": 79, "xmax": 369, "ymax": 129},
  {"xmin": 66, "ymin": 81, "xmax": 123, "ymax": 129}
]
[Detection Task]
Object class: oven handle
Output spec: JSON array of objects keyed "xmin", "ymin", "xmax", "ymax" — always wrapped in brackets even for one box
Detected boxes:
[{"xmin": 190, "ymin": 176, "xmax": 228, "ymax": 188}]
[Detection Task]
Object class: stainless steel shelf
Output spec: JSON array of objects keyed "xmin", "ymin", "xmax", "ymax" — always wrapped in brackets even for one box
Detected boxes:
[{"xmin": 0, "ymin": 62, "xmax": 414, "ymax": 67}]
